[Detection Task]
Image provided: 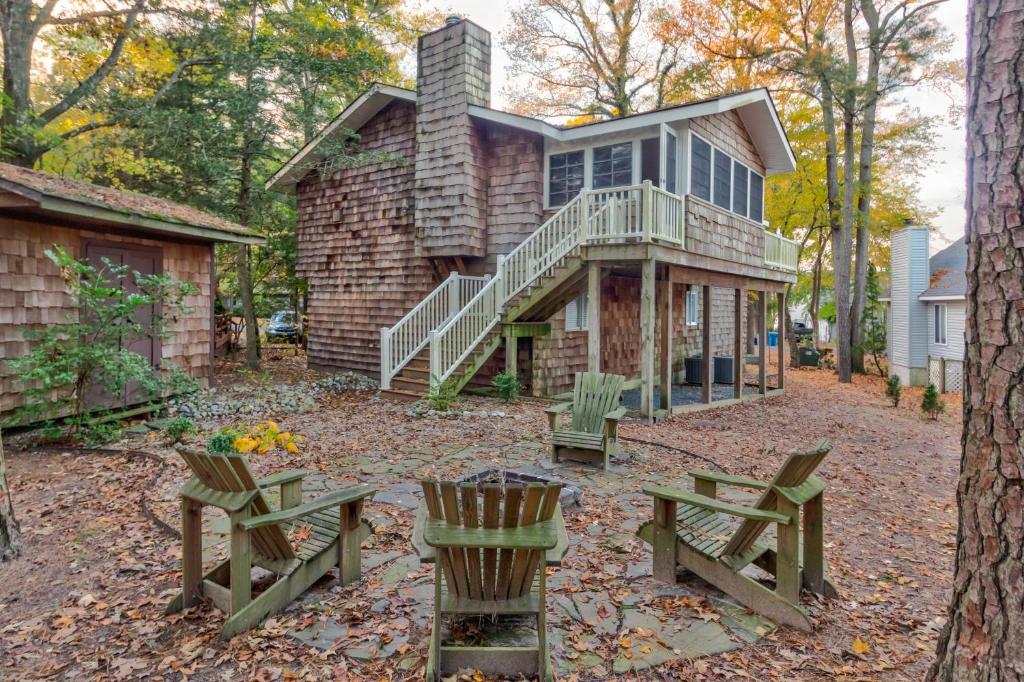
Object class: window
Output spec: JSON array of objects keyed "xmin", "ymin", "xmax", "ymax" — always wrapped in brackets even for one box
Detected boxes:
[
  {"xmin": 690, "ymin": 135, "xmax": 711, "ymax": 201},
  {"xmin": 548, "ymin": 150, "xmax": 585, "ymax": 207},
  {"xmin": 665, "ymin": 130, "xmax": 677, "ymax": 194},
  {"xmin": 686, "ymin": 287, "xmax": 699, "ymax": 326},
  {"xmin": 934, "ymin": 304, "xmax": 947, "ymax": 345},
  {"xmin": 732, "ymin": 160, "xmax": 749, "ymax": 217},
  {"xmin": 713, "ymin": 149, "xmax": 731, "ymax": 209},
  {"xmin": 749, "ymin": 172, "xmax": 764, "ymax": 223},
  {"xmin": 592, "ymin": 142, "xmax": 632, "ymax": 189},
  {"xmin": 566, "ymin": 292, "xmax": 588, "ymax": 331}
]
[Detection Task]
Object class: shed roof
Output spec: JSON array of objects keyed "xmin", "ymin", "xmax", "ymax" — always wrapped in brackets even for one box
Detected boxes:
[
  {"xmin": 919, "ymin": 237, "xmax": 967, "ymax": 300},
  {"xmin": 265, "ymin": 84, "xmax": 796, "ymax": 193},
  {"xmin": 0, "ymin": 163, "xmax": 263, "ymax": 244}
]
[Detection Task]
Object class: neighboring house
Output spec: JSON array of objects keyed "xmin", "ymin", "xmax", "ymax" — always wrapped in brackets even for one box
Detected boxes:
[
  {"xmin": 0, "ymin": 162, "xmax": 263, "ymax": 417},
  {"xmin": 882, "ymin": 226, "xmax": 966, "ymax": 392},
  {"xmin": 266, "ymin": 17, "xmax": 800, "ymax": 417}
]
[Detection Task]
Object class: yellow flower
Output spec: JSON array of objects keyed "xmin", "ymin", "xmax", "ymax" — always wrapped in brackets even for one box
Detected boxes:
[
  {"xmin": 285, "ymin": 442, "xmax": 299, "ymax": 453},
  {"xmin": 233, "ymin": 436, "xmax": 257, "ymax": 453}
]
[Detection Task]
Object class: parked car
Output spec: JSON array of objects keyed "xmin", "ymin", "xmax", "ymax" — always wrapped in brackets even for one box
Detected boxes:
[
  {"xmin": 792, "ymin": 321, "xmax": 814, "ymax": 340},
  {"xmin": 265, "ymin": 310, "xmax": 301, "ymax": 342}
]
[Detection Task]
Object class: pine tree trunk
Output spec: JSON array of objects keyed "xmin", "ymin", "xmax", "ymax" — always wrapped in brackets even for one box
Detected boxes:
[
  {"xmin": 811, "ymin": 233, "xmax": 824, "ymax": 346},
  {"xmin": 928, "ymin": 0, "xmax": 1024, "ymax": 677},
  {"xmin": 0, "ymin": 430, "xmax": 20, "ymax": 561}
]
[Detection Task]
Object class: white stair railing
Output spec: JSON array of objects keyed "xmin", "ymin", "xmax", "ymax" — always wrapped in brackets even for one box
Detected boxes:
[
  {"xmin": 429, "ymin": 274, "xmax": 502, "ymax": 383},
  {"xmin": 379, "ymin": 272, "xmax": 489, "ymax": 389},
  {"xmin": 764, "ymin": 230, "xmax": 800, "ymax": 272}
]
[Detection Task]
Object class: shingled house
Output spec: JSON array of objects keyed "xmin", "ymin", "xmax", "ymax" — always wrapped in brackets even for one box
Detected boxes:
[
  {"xmin": 266, "ymin": 17, "xmax": 800, "ymax": 418},
  {"xmin": 0, "ymin": 163, "xmax": 262, "ymax": 418}
]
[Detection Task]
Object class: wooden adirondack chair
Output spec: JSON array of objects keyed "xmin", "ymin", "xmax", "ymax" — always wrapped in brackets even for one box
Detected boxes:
[
  {"xmin": 412, "ymin": 479, "xmax": 569, "ymax": 681},
  {"xmin": 546, "ymin": 371, "xmax": 626, "ymax": 470},
  {"xmin": 165, "ymin": 447, "xmax": 375, "ymax": 639},
  {"xmin": 637, "ymin": 440, "xmax": 836, "ymax": 631}
]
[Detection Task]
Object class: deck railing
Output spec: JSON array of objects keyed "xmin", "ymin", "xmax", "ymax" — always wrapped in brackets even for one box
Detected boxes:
[{"xmin": 764, "ymin": 230, "xmax": 800, "ymax": 272}]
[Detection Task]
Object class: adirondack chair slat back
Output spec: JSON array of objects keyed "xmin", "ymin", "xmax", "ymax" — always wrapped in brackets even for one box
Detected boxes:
[
  {"xmin": 720, "ymin": 440, "xmax": 832, "ymax": 558},
  {"xmin": 177, "ymin": 447, "xmax": 295, "ymax": 561},
  {"xmin": 570, "ymin": 372, "xmax": 625, "ymax": 434},
  {"xmin": 421, "ymin": 479, "xmax": 561, "ymax": 601}
]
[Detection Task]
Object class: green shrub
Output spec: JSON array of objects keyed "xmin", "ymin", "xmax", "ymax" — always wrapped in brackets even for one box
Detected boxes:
[
  {"xmin": 921, "ymin": 383, "xmax": 945, "ymax": 419},
  {"xmin": 163, "ymin": 417, "xmax": 198, "ymax": 445},
  {"xmin": 885, "ymin": 375, "xmax": 902, "ymax": 407},
  {"xmin": 492, "ymin": 370, "xmax": 521, "ymax": 402},
  {"xmin": 207, "ymin": 428, "xmax": 241, "ymax": 454},
  {"xmin": 425, "ymin": 375, "xmax": 458, "ymax": 412}
]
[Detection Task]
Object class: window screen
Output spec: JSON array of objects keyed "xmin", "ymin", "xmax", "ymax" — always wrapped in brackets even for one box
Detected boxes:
[
  {"xmin": 548, "ymin": 151, "xmax": 585, "ymax": 207},
  {"xmin": 749, "ymin": 172, "xmax": 764, "ymax": 223},
  {"xmin": 690, "ymin": 135, "xmax": 711, "ymax": 201},
  {"xmin": 592, "ymin": 142, "xmax": 632, "ymax": 189},
  {"xmin": 565, "ymin": 292, "xmax": 589, "ymax": 331},
  {"xmin": 686, "ymin": 287, "xmax": 699, "ymax": 326},
  {"xmin": 666, "ymin": 131, "xmax": 677, "ymax": 194},
  {"xmin": 934, "ymin": 304, "xmax": 947, "ymax": 344},
  {"xmin": 713, "ymin": 149, "xmax": 731, "ymax": 209},
  {"xmin": 732, "ymin": 160, "xmax": 749, "ymax": 217}
]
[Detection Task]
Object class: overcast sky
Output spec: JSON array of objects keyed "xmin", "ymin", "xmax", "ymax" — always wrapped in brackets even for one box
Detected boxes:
[{"xmin": 420, "ymin": 0, "xmax": 969, "ymax": 248}]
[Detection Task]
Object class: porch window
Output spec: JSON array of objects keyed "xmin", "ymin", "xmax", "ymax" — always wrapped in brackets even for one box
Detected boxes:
[
  {"xmin": 749, "ymin": 171, "xmax": 764, "ymax": 223},
  {"xmin": 686, "ymin": 286, "xmax": 699, "ymax": 326},
  {"xmin": 666, "ymin": 130, "xmax": 678, "ymax": 194},
  {"xmin": 592, "ymin": 142, "xmax": 633, "ymax": 189},
  {"xmin": 566, "ymin": 292, "xmax": 589, "ymax": 331},
  {"xmin": 548, "ymin": 150, "xmax": 585, "ymax": 207},
  {"xmin": 713, "ymin": 149, "xmax": 731, "ymax": 209},
  {"xmin": 690, "ymin": 134, "xmax": 711, "ymax": 201},
  {"xmin": 934, "ymin": 304, "xmax": 947, "ymax": 345},
  {"xmin": 732, "ymin": 160, "xmax": 749, "ymax": 217}
]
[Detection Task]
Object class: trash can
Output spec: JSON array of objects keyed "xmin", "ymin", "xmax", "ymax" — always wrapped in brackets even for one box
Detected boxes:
[
  {"xmin": 798, "ymin": 347, "xmax": 820, "ymax": 367},
  {"xmin": 767, "ymin": 331, "xmax": 779, "ymax": 348}
]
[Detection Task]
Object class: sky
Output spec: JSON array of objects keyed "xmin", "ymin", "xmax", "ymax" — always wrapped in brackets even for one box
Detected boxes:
[{"xmin": 420, "ymin": 0, "xmax": 969, "ymax": 248}]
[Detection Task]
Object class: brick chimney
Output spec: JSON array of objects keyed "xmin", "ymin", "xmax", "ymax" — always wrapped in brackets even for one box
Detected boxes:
[{"xmin": 414, "ymin": 17, "xmax": 492, "ymax": 259}]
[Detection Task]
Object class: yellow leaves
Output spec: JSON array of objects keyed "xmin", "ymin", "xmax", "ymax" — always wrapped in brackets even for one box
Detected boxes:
[
  {"xmin": 226, "ymin": 422, "xmax": 302, "ymax": 456},
  {"xmin": 852, "ymin": 636, "xmax": 870, "ymax": 655},
  {"xmin": 233, "ymin": 436, "xmax": 258, "ymax": 453}
]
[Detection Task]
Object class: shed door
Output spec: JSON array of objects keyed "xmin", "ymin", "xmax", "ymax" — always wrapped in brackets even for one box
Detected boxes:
[{"xmin": 83, "ymin": 242, "xmax": 163, "ymax": 408}]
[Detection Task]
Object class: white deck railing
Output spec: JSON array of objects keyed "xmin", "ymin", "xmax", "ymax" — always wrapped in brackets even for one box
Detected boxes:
[{"xmin": 764, "ymin": 230, "xmax": 800, "ymax": 272}]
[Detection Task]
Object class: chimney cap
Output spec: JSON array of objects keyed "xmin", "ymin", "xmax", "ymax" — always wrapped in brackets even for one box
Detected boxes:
[
  {"xmin": 445, "ymin": 15, "xmax": 461, "ymax": 26},
  {"xmin": 902, "ymin": 217, "xmax": 914, "ymax": 226}
]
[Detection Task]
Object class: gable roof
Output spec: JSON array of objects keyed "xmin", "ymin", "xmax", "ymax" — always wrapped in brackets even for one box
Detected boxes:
[
  {"xmin": 919, "ymin": 237, "xmax": 967, "ymax": 300},
  {"xmin": 265, "ymin": 84, "xmax": 795, "ymax": 193},
  {"xmin": 0, "ymin": 162, "xmax": 263, "ymax": 244}
]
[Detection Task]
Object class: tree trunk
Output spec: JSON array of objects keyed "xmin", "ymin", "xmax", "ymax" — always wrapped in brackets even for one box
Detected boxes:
[
  {"xmin": 832, "ymin": 0, "xmax": 857, "ymax": 384},
  {"xmin": 0, "ymin": 429, "xmax": 20, "ymax": 561},
  {"xmin": 1, "ymin": 0, "xmax": 41, "ymax": 167},
  {"xmin": 811, "ymin": 232, "xmax": 824, "ymax": 346},
  {"xmin": 928, "ymin": 0, "xmax": 1024, "ymax": 677}
]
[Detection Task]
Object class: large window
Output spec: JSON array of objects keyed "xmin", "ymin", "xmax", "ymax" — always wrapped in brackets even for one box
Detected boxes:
[
  {"xmin": 690, "ymin": 135, "xmax": 711, "ymax": 201},
  {"xmin": 548, "ymin": 150, "xmax": 585, "ymax": 207},
  {"xmin": 732, "ymin": 160, "xmax": 749, "ymax": 217},
  {"xmin": 934, "ymin": 304, "xmax": 947, "ymax": 345},
  {"xmin": 666, "ymin": 130, "xmax": 678, "ymax": 194},
  {"xmin": 565, "ymin": 292, "xmax": 589, "ymax": 331},
  {"xmin": 713, "ymin": 149, "xmax": 731, "ymax": 209},
  {"xmin": 749, "ymin": 172, "xmax": 764, "ymax": 223},
  {"xmin": 592, "ymin": 142, "xmax": 633, "ymax": 189},
  {"xmin": 686, "ymin": 286, "xmax": 699, "ymax": 326}
]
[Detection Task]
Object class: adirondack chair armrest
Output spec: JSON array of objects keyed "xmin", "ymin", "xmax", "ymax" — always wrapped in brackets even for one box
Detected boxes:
[
  {"xmin": 545, "ymin": 402, "xmax": 574, "ymax": 430},
  {"xmin": 239, "ymin": 486, "xmax": 376, "ymax": 530},
  {"xmin": 423, "ymin": 520, "xmax": 559, "ymax": 550},
  {"xmin": 687, "ymin": 469, "xmax": 769, "ymax": 490},
  {"xmin": 411, "ymin": 502, "xmax": 436, "ymax": 563},
  {"xmin": 603, "ymin": 406, "xmax": 627, "ymax": 437},
  {"xmin": 643, "ymin": 485, "xmax": 792, "ymax": 524},
  {"xmin": 545, "ymin": 505, "xmax": 570, "ymax": 566},
  {"xmin": 256, "ymin": 470, "xmax": 308, "ymax": 489}
]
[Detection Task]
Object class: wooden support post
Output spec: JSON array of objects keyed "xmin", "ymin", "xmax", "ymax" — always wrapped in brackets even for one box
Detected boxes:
[
  {"xmin": 229, "ymin": 510, "xmax": 251, "ymax": 615},
  {"xmin": 734, "ymin": 288, "xmax": 744, "ymax": 399},
  {"xmin": 652, "ymin": 496, "xmax": 678, "ymax": 583},
  {"xmin": 181, "ymin": 499, "xmax": 203, "ymax": 609},
  {"xmin": 339, "ymin": 499, "xmax": 364, "ymax": 585},
  {"xmin": 640, "ymin": 259, "xmax": 656, "ymax": 418},
  {"xmin": 658, "ymin": 273, "xmax": 674, "ymax": 411},
  {"xmin": 775, "ymin": 497, "xmax": 801, "ymax": 604},
  {"xmin": 504, "ymin": 333, "xmax": 517, "ymax": 376},
  {"xmin": 802, "ymin": 493, "xmax": 826, "ymax": 594},
  {"xmin": 587, "ymin": 262, "xmax": 602, "ymax": 372},
  {"xmin": 701, "ymin": 285, "xmax": 712, "ymax": 404},
  {"xmin": 777, "ymin": 290, "xmax": 786, "ymax": 390},
  {"xmin": 537, "ymin": 560, "xmax": 548, "ymax": 679},
  {"xmin": 758, "ymin": 291, "xmax": 768, "ymax": 395}
]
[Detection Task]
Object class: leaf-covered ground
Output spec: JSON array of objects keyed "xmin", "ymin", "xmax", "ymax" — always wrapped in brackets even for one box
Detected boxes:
[{"xmin": 0, "ymin": 365, "xmax": 960, "ymax": 680}]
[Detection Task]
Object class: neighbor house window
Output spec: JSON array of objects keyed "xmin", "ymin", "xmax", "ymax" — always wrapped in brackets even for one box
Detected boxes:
[
  {"xmin": 732, "ymin": 160, "xmax": 749, "ymax": 217},
  {"xmin": 690, "ymin": 134, "xmax": 711, "ymax": 201},
  {"xmin": 686, "ymin": 286, "xmax": 699, "ymax": 326},
  {"xmin": 565, "ymin": 291, "xmax": 589, "ymax": 331},
  {"xmin": 548, "ymin": 150, "xmax": 585, "ymax": 207},
  {"xmin": 749, "ymin": 172, "xmax": 764, "ymax": 223},
  {"xmin": 713, "ymin": 149, "xmax": 731, "ymax": 209},
  {"xmin": 934, "ymin": 304, "xmax": 947, "ymax": 345},
  {"xmin": 592, "ymin": 142, "xmax": 633, "ymax": 189}
]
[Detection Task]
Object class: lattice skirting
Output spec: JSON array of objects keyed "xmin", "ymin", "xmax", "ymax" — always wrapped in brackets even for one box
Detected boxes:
[{"xmin": 929, "ymin": 357, "xmax": 963, "ymax": 393}]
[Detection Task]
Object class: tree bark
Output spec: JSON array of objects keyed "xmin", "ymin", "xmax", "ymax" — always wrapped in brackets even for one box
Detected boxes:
[
  {"xmin": 927, "ymin": 0, "xmax": 1024, "ymax": 677},
  {"xmin": 811, "ymin": 231, "xmax": 825, "ymax": 346},
  {"xmin": 0, "ymin": 429, "xmax": 20, "ymax": 561}
]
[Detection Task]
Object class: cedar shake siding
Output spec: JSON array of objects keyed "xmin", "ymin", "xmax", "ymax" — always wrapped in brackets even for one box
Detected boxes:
[
  {"xmin": 483, "ymin": 123, "xmax": 545, "ymax": 269},
  {"xmin": 685, "ymin": 196, "xmax": 766, "ymax": 268},
  {"xmin": 0, "ymin": 218, "xmax": 213, "ymax": 416},
  {"xmin": 296, "ymin": 100, "xmax": 434, "ymax": 376}
]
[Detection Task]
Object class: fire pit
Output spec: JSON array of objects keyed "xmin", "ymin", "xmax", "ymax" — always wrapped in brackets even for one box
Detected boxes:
[{"xmin": 457, "ymin": 469, "xmax": 584, "ymax": 510}]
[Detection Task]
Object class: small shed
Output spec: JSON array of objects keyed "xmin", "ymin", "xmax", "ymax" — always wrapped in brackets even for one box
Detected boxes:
[{"xmin": 0, "ymin": 162, "xmax": 262, "ymax": 417}]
